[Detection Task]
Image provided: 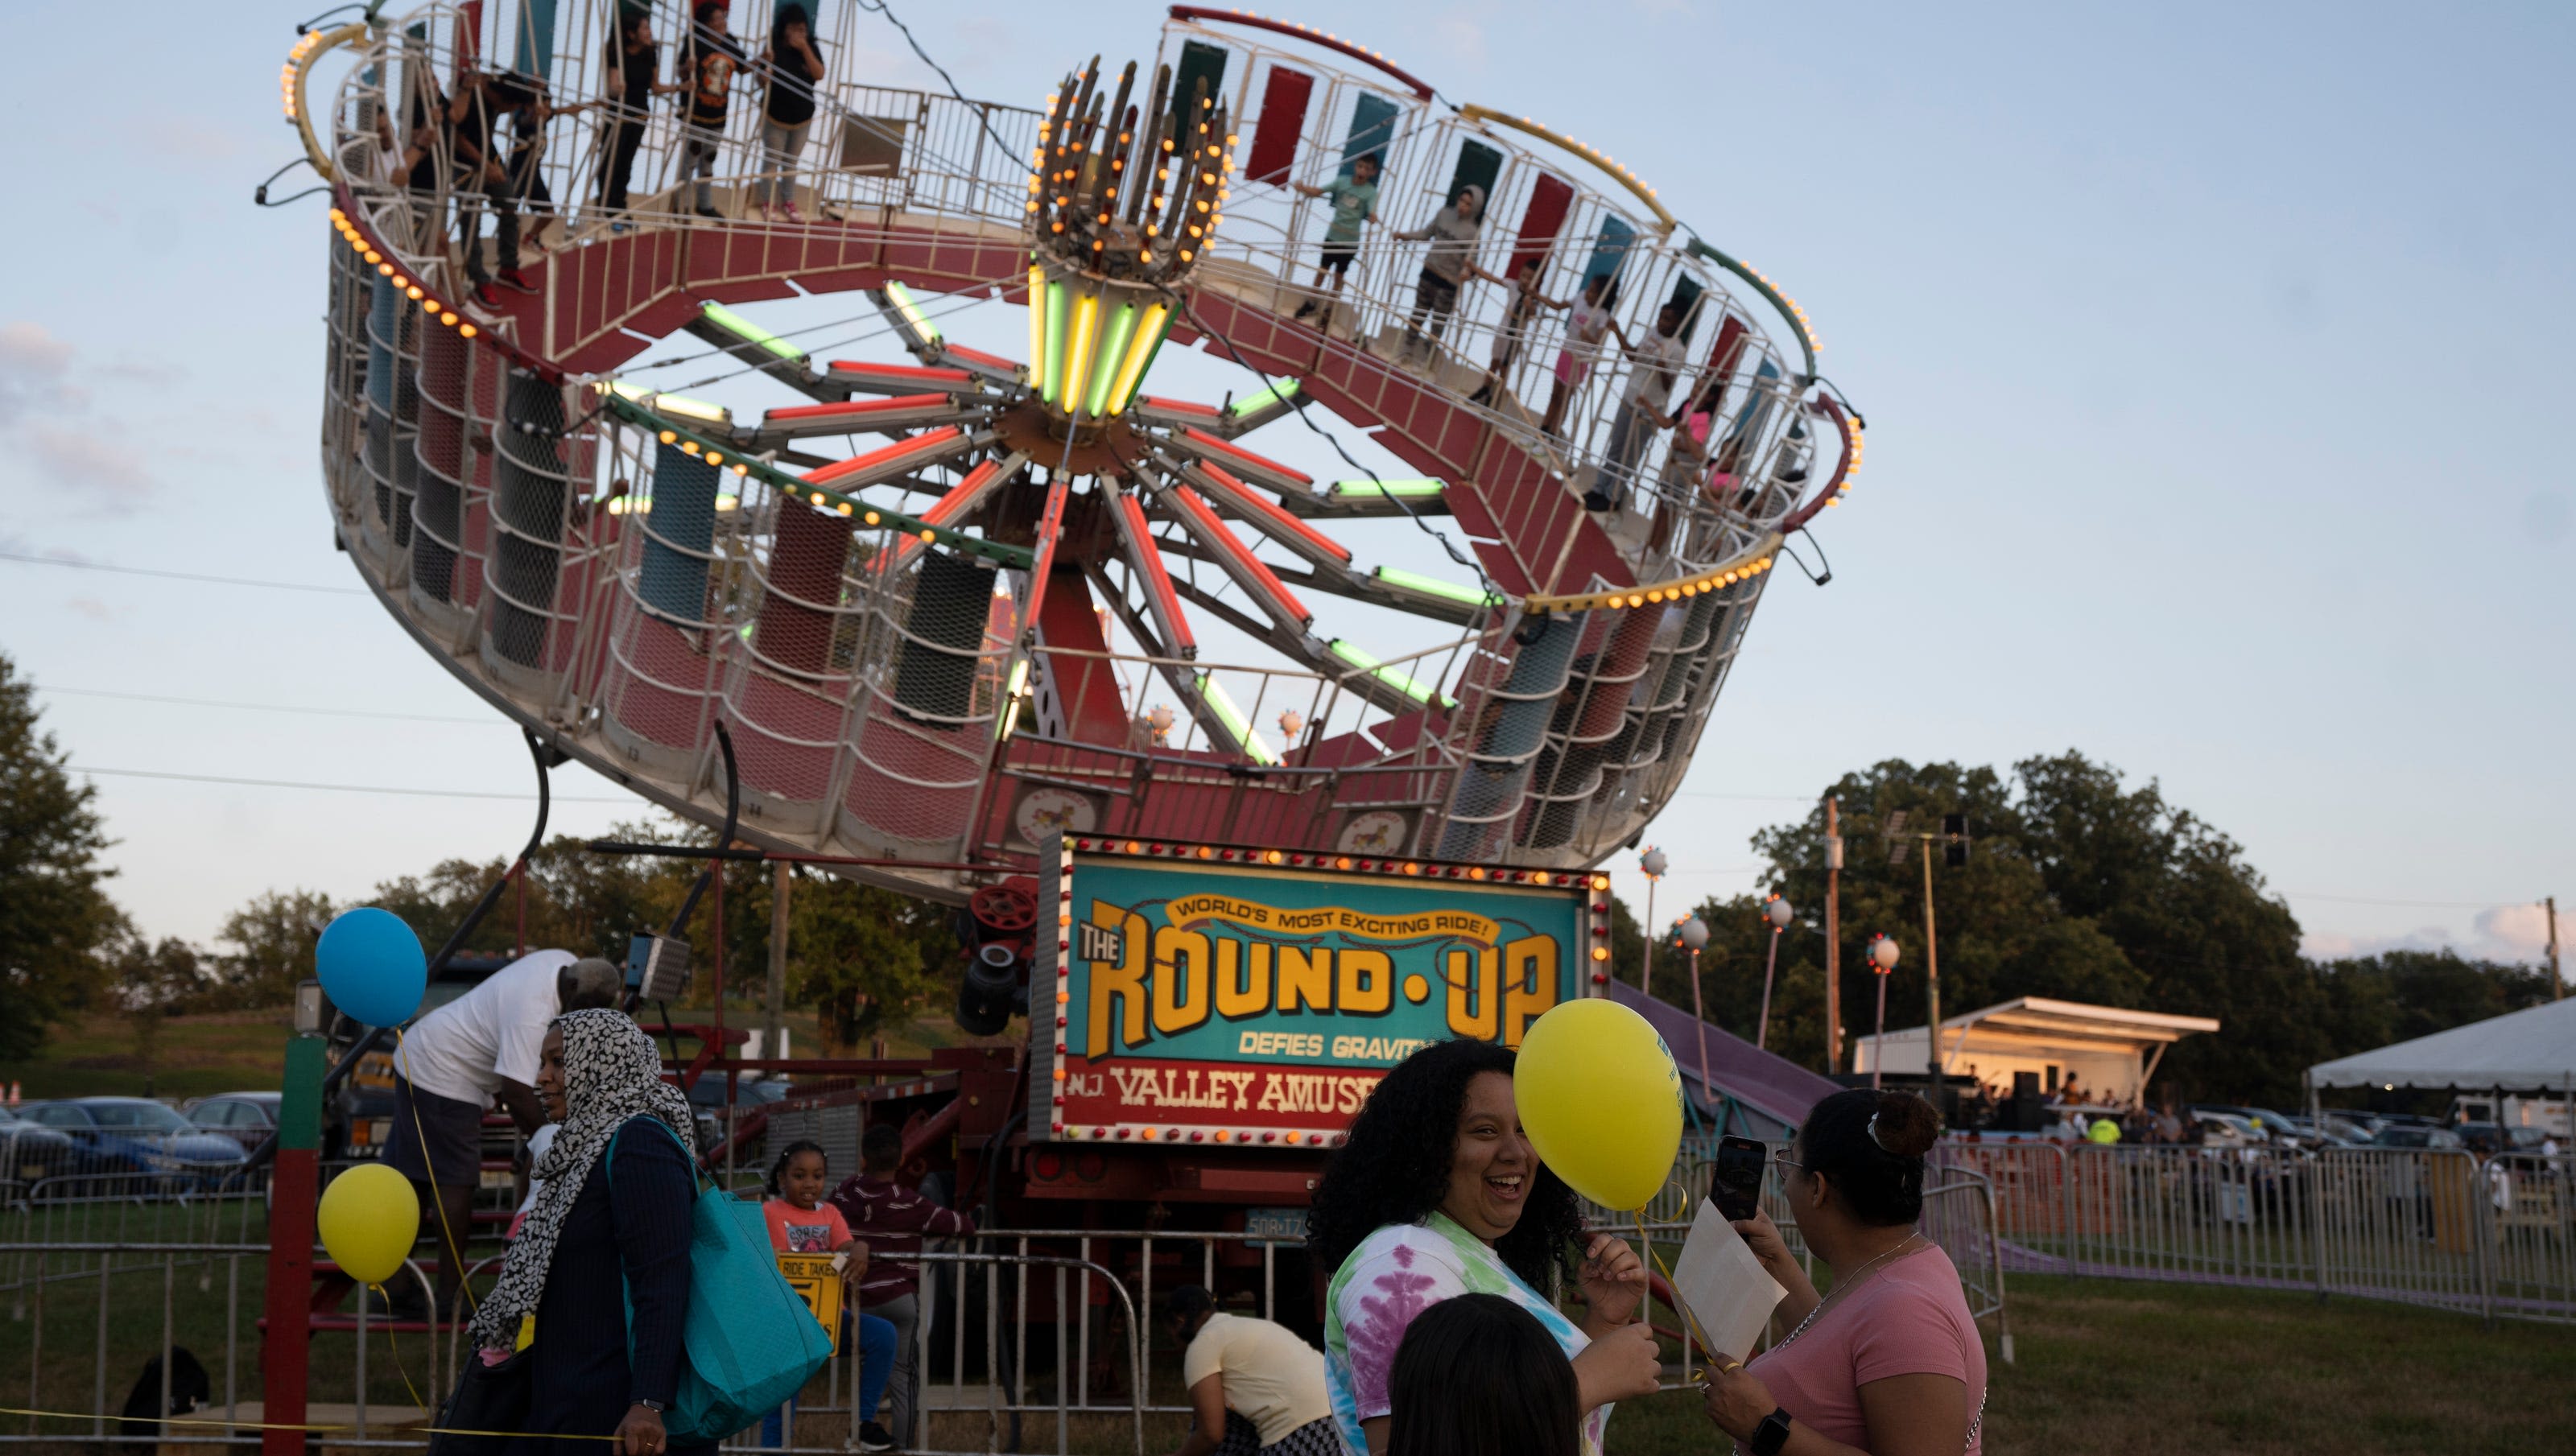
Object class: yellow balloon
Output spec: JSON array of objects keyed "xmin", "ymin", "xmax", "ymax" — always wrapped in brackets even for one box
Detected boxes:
[
  {"xmin": 316, "ymin": 1162, "xmax": 420, "ymax": 1286},
  {"xmin": 1514, "ymin": 999, "xmax": 1684, "ymax": 1211}
]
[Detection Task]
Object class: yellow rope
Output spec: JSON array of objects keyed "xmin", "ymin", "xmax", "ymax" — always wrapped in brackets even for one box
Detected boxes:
[{"xmin": 0, "ymin": 1405, "xmax": 617, "ymax": 1440}]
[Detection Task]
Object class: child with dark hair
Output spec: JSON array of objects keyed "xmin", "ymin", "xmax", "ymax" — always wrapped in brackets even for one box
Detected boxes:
[
  {"xmin": 755, "ymin": 3, "xmax": 827, "ymax": 221},
  {"xmin": 676, "ymin": 2, "xmax": 747, "ymax": 221},
  {"xmin": 1290, "ymin": 152, "xmax": 1381, "ymax": 333},
  {"xmin": 1588, "ymin": 299, "xmax": 1686, "ymax": 512},
  {"xmin": 1540, "ymin": 274, "xmax": 1619, "ymax": 439},
  {"xmin": 1700, "ymin": 1090, "xmax": 1988, "ymax": 1456},
  {"xmin": 760, "ymin": 1140, "xmax": 898, "ymax": 1451},
  {"xmin": 1387, "ymin": 1293, "xmax": 1582, "ymax": 1456},
  {"xmin": 1468, "ymin": 256, "xmax": 1568, "ymax": 409},
  {"xmin": 831, "ymin": 1121, "xmax": 979, "ymax": 1447},
  {"xmin": 597, "ymin": 4, "xmax": 681, "ymax": 224}
]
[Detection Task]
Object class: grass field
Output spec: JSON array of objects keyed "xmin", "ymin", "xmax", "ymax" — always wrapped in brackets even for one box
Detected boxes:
[{"xmin": 5, "ymin": 1255, "xmax": 2575, "ymax": 1453}]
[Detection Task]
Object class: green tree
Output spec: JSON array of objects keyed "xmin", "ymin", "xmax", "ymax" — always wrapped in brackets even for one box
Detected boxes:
[
  {"xmin": 0, "ymin": 653, "xmax": 122, "ymax": 1058},
  {"xmin": 210, "ymin": 888, "xmax": 336, "ymax": 1007},
  {"xmin": 109, "ymin": 928, "xmax": 208, "ymax": 1096}
]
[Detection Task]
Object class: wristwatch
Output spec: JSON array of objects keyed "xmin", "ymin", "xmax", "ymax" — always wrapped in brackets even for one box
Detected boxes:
[
  {"xmin": 635, "ymin": 1400, "xmax": 667, "ymax": 1413},
  {"xmin": 1748, "ymin": 1408, "xmax": 1793, "ymax": 1456}
]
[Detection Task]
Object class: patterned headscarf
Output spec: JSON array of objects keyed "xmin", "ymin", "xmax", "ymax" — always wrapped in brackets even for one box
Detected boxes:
[{"xmin": 468, "ymin": 1008, "xmax": 698, "ymax": 1351}]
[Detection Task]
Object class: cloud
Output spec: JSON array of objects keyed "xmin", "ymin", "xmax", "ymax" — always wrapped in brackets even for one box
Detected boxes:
[
  {"xmin": 66, "ymin": 596, "xmax": 116, "ymax": 622},
  {"xmin": 2302, "ymin": 902, "xmax": 2562, "ymax": 967},
  {"xmin": 1436, "ymin": 10, "xmax": 1488, "ymax": 70},
  {"xmin": 128, "ymin": 117, "xmax": 245, "ymax": 166},
  {"xmin": 24, "ymin": 425, "xmax": 155, "ymax": 505},
  {"xmin": 0, "ymin": 322, "xmax": 77, "ymax": 425}
]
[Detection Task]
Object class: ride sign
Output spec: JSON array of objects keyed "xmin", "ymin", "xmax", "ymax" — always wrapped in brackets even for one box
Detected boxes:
[{"xmin": 1034, "ymin": 837, "xmax": 1602, "ymax": 1142}]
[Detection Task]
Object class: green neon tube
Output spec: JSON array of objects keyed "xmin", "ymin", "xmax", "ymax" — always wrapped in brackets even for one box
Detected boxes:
[
  {"xmin": 1330, "ymin": 479, "xmax": 1445, "ymax": 500},
  {"xmin": 1087, "ymin": 304, "xmax": 1140, "ymax": 420},
  {"xmin": 1327, "ymin": 639, "xmax": 1451, "ymax": 709},
  {"xmin": 1372, "ymin": 565, "xmax": 1506, "ymax": 608},
  {"xmin": 699, "ymin": 302, "xmax": 807, "ymax": 363},
  {"xmin": 883, "ymin": 280, "xmax": 942, "ymax": 344},
  {"xmin": 1230, "ymin": 378, "xmax": 1302, "ymax": 417},
  {"xmin": 1042, "ymin": 282, "xmax": 1070, "ymax": 406},
  {"xmin": 1195, "ymin": 673, "xmax": 1279, "ymax": 765}
]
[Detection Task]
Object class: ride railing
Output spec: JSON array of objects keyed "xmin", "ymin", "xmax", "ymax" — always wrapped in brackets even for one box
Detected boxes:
[
  {"xmin": 1935, "ymin": 1139, "xmax": 2576, "ymax": 1324},
  {"xmin": 316, "ymin": 3, "xmax": 1820, "ymax": 574}
]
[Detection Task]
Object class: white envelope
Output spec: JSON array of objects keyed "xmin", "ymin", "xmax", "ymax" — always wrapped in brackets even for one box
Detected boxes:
[{"xmin": 1670, "ymin": 1200, "xmax": 1787, "ymax": 1361}]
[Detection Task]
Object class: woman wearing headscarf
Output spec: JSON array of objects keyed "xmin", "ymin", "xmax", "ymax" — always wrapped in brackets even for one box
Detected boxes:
[{"xmin": 466, "ymin": 1009, "xmax": 704, "ymax": 1456}]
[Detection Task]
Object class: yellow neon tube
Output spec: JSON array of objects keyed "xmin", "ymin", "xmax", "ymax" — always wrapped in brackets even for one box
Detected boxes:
[
  {"xmin": 1104, "ymin": 303, "xmax": 1171, "ymax": 416},
  {"xmin": 1063, "ymin": 292, "xmax": 1100, "ymax": 419},
  {"xmin": 1026, "ymin": 265, "xmax": 1047, "ymax": 394}
]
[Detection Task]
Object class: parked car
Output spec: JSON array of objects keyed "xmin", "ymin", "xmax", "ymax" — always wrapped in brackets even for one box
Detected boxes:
[
  {"xmin": 16, "ymin": 1098, "xmax": 251, "ymax": 1190},
  {"xmin": 2454, "ymin": 1123, "xmax": 2550, "ymax": 1155},
  {"xmin": 0, "ymin": 1106, "xmax": 83, "ymax": 1189},
  {"xmin": 183, "ymin": 1092, "xmax": 283, "ymax": 1153},
  {"xmin": 2372, "ymin": 1125, "xmax": 2465, "ymax": 1150},
  {"xmin": 2190, "ymin": 1110, "xmax": 2267, "ymax": 1148}
]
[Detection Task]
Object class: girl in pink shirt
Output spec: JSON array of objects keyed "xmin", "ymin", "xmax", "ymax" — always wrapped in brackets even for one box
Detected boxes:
[{"xmin": 1699, "ymin": 1091, "xmax": 1988, "ymax": 1456}]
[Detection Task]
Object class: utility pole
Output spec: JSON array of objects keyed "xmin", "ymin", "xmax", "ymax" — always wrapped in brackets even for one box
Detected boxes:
[
  {"xmin": 2548, "ymin": 896, "xmax": 2562, "ymax": 1000},
  {"xmin": 766, "ymin": 861, "xmax": 791, "ymax": 1060},
  {"xmin": 1824, "ymin": 798, "xmax": 1843, "ymax": 1073},
  {"xmin": 1921, "ymin": 837, "xmax": 1942, "ymax": 1103}
]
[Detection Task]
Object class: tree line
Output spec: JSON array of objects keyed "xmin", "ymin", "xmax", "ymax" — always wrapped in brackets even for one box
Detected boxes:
[
  {"xmin": 2, "ymin": 649, "xmax": 2552, "ymax": 1104},
  {"xmin": 1645, "ymin": 752, "xmax": 2556, "ymax": 1108}
]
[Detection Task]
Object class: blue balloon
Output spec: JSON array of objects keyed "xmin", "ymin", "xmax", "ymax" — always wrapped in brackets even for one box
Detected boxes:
[{"xmin": 316, "ymin": 907, "xmax": 428, "ymax": 1027}]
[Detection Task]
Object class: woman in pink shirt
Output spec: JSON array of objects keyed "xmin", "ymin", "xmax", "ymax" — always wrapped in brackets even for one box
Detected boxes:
[{"xmin": 1699, "ymin": 1091, "xmax": 1987, "ymax": 1456}]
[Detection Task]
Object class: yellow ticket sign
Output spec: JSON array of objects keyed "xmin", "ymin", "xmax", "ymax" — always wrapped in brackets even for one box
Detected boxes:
[{"xmin": 777, "ymin": 1253, "xmax": 844, "ymax": 1352}]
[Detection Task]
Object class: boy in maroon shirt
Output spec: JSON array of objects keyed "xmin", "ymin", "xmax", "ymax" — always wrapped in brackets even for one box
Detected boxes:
[{"xmin": 831, "ymin": 1124, "xmax": 977, "ymax": 1446}]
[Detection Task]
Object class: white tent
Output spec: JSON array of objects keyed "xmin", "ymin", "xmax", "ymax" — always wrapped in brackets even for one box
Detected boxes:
[{"xmin": 2308, "ymin": 996, "xmax": 2576, "ymax": 1092}]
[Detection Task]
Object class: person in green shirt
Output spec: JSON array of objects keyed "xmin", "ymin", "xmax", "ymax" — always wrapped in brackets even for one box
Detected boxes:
[{"xmin": 1291, "ymin": 153, "xmax": 1381, "ymax": 332}]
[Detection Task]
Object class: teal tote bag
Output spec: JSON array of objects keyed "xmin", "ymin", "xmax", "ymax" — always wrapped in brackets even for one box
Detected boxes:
[{"xmin": 610, "ymin": 1120, "xmax": 835, "ymax": 1444}]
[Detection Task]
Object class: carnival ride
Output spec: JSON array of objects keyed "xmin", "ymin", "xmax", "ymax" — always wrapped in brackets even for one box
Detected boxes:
[{"xmin": 286, "ymin": 1, "xmax": 1864, "ymax": 907}]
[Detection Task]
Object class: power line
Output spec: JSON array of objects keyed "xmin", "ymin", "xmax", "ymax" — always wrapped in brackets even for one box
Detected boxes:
[
  {"xmin": 36, "ymin": 685, "xmax": 492, "ymax": 725},
  {"xmin": 69, "ymin": 764, "xmax": 631, "ymax": 803},
  {"xmin": 1, "ymin": 551, "xmax": 366, "ymax": 596}
]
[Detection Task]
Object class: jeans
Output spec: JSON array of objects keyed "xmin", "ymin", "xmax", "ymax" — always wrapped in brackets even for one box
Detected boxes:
[
  {"xmin": 678, "ymin": 123, "xmax": 724, "ymax": 212},
  {"xmin": 1600, "ymin": 398, "xmax": 1654, "ymax": 506},
  {"xmin": 456, "ymin": 176, "xmax": 518, "ymax": 286},
  {"xmin": 863, "ymin": 1292, "xmax": 921, "ymax": 1445},
  {"xmin": 597, "ymin": 119, "xmax": 645, "ymax": 211},
  {"xmin": 758, "ymin": 118, "xmax": 810, "ymax": 207},
  {"xmin": 760, "ymin": 1310, "xmax": 896, "ymax": 1447}
]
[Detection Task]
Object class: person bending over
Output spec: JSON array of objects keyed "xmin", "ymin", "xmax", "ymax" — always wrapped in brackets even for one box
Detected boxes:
[{"xmin": 1165, "ymin": 1285, "xmax": 1338, "ymax": 1456}]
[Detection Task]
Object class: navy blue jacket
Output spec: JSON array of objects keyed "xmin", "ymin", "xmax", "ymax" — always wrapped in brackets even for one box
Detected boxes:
[{"xmin": 513, "ymin": 1114, "xmax": 703, "ymax": 1452}]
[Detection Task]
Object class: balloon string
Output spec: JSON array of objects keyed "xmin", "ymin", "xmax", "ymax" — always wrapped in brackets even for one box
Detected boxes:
[
  {"xmin": 371, "ymin": 1282, "xmax": 434, "ymax": 1413},
  {"xmin": 395, "ymin": 1027, "xmax": 482, "ymax": 1321}
]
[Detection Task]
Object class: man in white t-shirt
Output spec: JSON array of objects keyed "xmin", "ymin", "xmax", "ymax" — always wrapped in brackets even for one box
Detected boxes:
[
  {"xmin": 1165, "ymin": 1285, "xmax": 1337, "ymax": 1456},
  {"xmin": 1591, "ymin": 299, "xmax": 1688, "ymax": 513},
  {"xmin": 382, "ymin": 950, "xmax": 621, "ymax": 1322}
]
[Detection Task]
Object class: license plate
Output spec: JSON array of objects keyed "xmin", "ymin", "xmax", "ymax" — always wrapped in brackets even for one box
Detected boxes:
[
  {"xmin": 481, "ymin": 1168, "xmax": 516, "ymax": 1190},
  {"xmin": 1244, "ymin": 1207, "xmax": 1308, "ymax": 1244},
  {"xmin": 370, "ymin": 1119, "xmax": 392, "ymax": 1145},
  {"xmin": 17, "ymin": 1165, "xmax": 43, "ymax": 1181}
]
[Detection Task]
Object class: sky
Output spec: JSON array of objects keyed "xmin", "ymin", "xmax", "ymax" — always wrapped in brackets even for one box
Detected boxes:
[{"xmin": 0, "ymin": 2, "xmax": 2568, "ymax": 986}]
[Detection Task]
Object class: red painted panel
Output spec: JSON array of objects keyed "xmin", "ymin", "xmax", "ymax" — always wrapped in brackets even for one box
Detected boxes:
[
  {"xmin": 1509, "ymin": 172, "xmax": 1575, "ymax": 279},
  {"xmin": 1033, "ymin": 567, "xmax": 1131, "ymax": 745},
  {"xmin": 1245, "ymin": 67, "xmax": 1314, "ymax": 185}
]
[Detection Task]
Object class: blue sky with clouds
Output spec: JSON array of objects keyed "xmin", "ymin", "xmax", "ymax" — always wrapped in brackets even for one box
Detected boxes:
[{"xmin": 1, "ymin": 2, "xmax": 2567, "ymax": 979}]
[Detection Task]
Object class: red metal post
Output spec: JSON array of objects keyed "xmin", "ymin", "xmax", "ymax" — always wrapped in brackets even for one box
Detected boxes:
[{"xmin": 262, "ymin": 1035, "xmax": 325, "ymax": 1456}]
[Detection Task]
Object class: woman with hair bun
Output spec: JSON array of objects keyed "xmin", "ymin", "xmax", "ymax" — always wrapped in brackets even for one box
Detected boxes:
[{"xmin": 1699, "ymin": 1090, "xmax": 1987, "ymax": 1456}]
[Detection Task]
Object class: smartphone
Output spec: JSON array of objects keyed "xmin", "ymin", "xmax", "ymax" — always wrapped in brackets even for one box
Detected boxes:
[{"xmin": 1710, "ymin": 1136, "xmax": 1767, "ymax": 1222}]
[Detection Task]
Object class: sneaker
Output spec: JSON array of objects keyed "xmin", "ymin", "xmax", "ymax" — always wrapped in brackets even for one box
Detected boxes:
[
  {"xmin": 473, "ymin": 282, "xmax": 503, "ymax": 309},
  {"xmin": 495, "ymin": 267, "xmax": 539, "ymax": 295},
  {"xmin": 857, "ymin": 1421, "xmax": 896, "ymax": 1452},
  {"xmin": 694, "ymin": 205, "xmax": 727, "ymax": 221},
  {"xmin": 1582, "ymin": 488, "xmax": 1615, "ymax": 513},
  {"xmin": 781, "ymin": 201, "xmax": 804, "ymax": 223},
  {"xmin": 1292, "ymin": 300, "xmax": 1316, "ymax": 321}
]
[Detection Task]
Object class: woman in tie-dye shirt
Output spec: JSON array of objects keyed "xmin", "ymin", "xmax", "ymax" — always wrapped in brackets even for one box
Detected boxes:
[{"xmin": 1307, "ymin": 1040, "xmax": 1665, "ymax": 1456}]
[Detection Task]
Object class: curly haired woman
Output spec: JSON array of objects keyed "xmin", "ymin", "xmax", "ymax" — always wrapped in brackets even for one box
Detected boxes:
[{"xmin": 1307, "ymin": 1039, "xmax": 1662, "ymax": 1456}]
